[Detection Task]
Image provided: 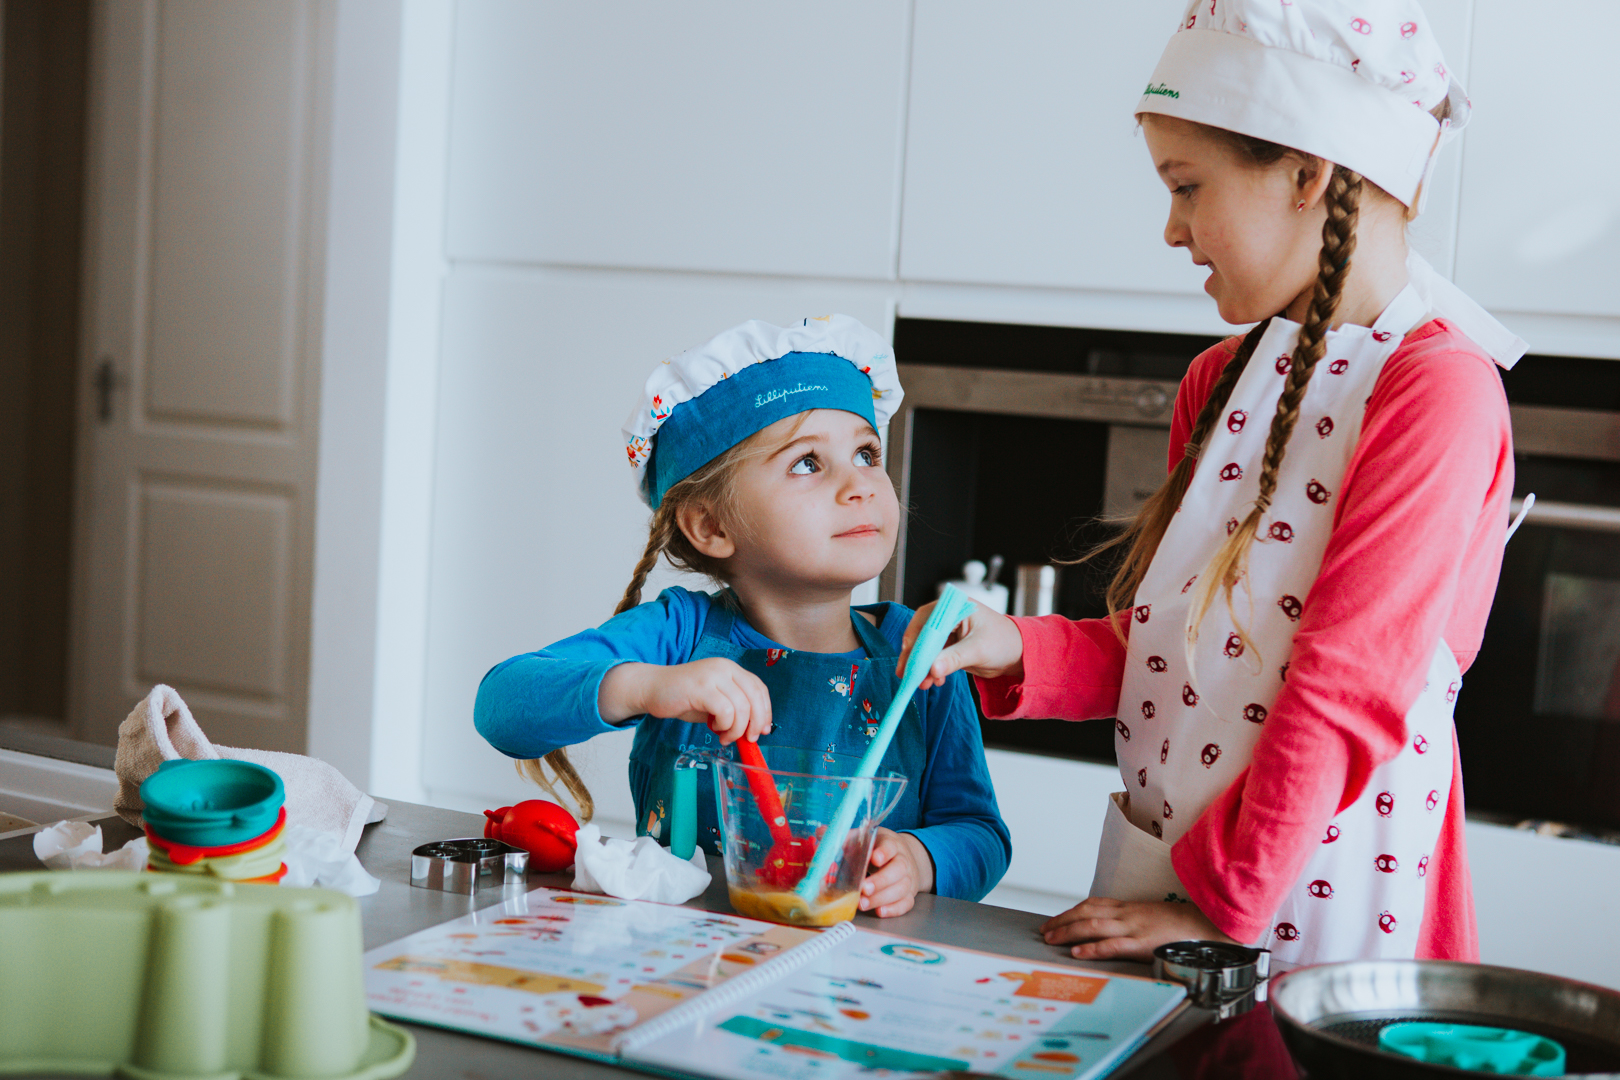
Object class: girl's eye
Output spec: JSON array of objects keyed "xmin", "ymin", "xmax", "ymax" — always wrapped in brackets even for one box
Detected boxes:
[
  {"xmin": 853, "ymin": 448, "xmax": 878, "ymax": 467},
  {"xmin": 1171, "ymin": 184, "xmax": 1196, "ymax": 200},
  {"xmin": 789, "ymin": 455, "xmax": 819, "ymax": 475}
]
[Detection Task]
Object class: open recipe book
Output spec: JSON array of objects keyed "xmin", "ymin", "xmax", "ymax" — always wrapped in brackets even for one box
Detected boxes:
[{"xmin": 363, "ymin": 887, "xmax": 1189, "ymax": 1080}]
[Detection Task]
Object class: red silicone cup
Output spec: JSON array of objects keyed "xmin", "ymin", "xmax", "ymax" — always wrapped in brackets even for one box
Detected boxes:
[{"xmin": 145, "ymin": 806, "xmax": 287, "ymax": 866}]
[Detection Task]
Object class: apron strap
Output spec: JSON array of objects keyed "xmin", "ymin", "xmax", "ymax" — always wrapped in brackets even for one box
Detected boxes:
[
  {"xmin": 697, "ymin": 593, "xmax": 737, "ymax": 644},
  {"xmin": 850, "ymin": 606, "xmax": 895, "ymax": 659}
]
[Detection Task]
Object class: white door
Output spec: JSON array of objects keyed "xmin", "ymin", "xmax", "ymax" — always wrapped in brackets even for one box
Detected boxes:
[{"xmin": 71, "ymin": 0, "xmax": 330, "ymax": 752}]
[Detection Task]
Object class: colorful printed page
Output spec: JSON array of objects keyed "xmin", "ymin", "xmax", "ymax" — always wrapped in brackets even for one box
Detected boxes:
[
  {"xmin": 623, "ymin": 930, "xmax": 1187, "ymax": 1080},
  {"xmin": 364, "ymin": 886, "xmax": 818, "ymax": 1061}
]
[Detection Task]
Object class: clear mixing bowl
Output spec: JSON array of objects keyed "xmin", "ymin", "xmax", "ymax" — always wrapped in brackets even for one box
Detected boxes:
[{"xmin": 693, "ymin": 745, "xmax": 906, "ymax": 927}]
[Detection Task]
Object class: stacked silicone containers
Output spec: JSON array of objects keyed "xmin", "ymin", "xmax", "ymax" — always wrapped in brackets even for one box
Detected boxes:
[
  {"xmin": 0, "ymin": 871, "xmax": 413, "ymax": 1079},
  {"xmin": 141, "ymin": 759, "xmax": 289, "ymax": 883}
]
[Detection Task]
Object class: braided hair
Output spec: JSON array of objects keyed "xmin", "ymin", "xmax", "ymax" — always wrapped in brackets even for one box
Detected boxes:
[
  {"xmin": 1185, "ymin": 165, "xmax": 1361, "ymax": 659},
  {"xmin": 1095, "ymin": 115, "xmax": 1386, "ymax": 651},
  {"xmin": 1088, "ymin": 317, "xmax": 1272, "ymax": 625}
]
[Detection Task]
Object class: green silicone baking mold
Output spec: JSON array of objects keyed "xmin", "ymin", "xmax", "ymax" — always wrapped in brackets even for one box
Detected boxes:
[{"xmin": 0, "ymin": 871, "xmax": 414, "ymax": 1080}]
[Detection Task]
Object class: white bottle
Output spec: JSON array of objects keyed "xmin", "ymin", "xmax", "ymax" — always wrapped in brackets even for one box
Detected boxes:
[{"xmin": 938, "ymin": 559, "xmax": 1009, "ymax": 614}]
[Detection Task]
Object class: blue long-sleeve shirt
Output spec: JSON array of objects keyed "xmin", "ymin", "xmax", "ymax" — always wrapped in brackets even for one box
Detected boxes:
[{"xmin": 475, "ymin": 588, "xmax": 1011, "ymax": 901}]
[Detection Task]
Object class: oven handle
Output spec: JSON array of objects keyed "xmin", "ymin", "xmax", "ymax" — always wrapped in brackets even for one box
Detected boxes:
[{"xmin": 1509, "ymin": 497, "xmax": 1620, "ymax": 533}]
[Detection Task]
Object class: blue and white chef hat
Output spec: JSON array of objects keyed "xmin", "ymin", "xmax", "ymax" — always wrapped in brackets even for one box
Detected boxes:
[
  {"xmin": 1137, "ymin": 0, "xmax": 1527, "ymax": 368},
  {"xmin": 623, "ymin": 315, "xmax": 903, "ymax": 508}
]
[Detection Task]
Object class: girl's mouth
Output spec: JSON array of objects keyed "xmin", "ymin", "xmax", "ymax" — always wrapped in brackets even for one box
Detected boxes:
[{"xmin": 834, "ymin": 525, "xmax": 882, "ymax": 538}]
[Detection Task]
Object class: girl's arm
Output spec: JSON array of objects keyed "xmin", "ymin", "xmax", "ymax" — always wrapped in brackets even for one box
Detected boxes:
[
  {"xmin": 898, "ymin": 669, "xmax": 1014, "ymax": 902},
  {"xmin": 473, "ymin": 588, "xmax": 707, "ymax": 759},
  {"xmin": 975, "ymin": 611, "xmax": 1132, "ymax": 722},
  {"xmin": 1170, "ymin": 324, "xmax": 1513, "ymax": 944}
]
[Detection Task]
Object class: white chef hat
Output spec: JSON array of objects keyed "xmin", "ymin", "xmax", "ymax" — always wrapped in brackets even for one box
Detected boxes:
[
  {"xmin": 1137, "ymin": 0, "xmax": 1526, "ymax": 368},
  {"xmin": 1138, "ymin": 0, "xmax": 1466, "ymax": 211},
  {"xmin": 622, "ymin": 315, "xmax": 903, "ymax": 508}
]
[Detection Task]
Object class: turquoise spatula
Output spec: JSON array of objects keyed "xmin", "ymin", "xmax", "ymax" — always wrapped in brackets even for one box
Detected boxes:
[{"xmin": 792, "ymin": 585, "xmax": 980, "ymax": 906}]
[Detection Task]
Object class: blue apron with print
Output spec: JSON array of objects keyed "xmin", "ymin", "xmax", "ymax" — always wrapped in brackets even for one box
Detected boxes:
[{"xmin": 627, "ymin": 602, "xmax": 925, "ymax": 854}]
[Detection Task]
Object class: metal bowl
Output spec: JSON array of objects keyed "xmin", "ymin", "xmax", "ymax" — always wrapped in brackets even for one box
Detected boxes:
[{"xmin": 1270, "ymin": 960, "xmax": 1620, "ymax": 1078}]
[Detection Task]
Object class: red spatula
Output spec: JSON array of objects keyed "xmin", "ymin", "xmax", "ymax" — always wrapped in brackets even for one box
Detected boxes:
[{"xmin": 735, "ymin": 738, "xmax": 817, "ymax": 888}]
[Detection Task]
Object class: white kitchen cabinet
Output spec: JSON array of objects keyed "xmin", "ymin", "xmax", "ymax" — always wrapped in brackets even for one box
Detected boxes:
[
  {"xmin": 900, "ymin": 0, "xmax": 1475, "ymax": 294},
  {"xmin": 445, "ymin": 2, "xmax": 911, "ymax": 280},
  {"xmin": 899, "ymin": 0, "xmax": 1202, "ymax": 294},
  {"xmin": 417, "ymin": 266, "xmax": 896, "ymax": 817},
  {"xmin": 1454, "ymin": 0, "xmax": 1620, "ymax": 318}
]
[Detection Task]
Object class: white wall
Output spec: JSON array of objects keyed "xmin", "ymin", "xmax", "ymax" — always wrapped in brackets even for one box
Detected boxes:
[
  {"xmin": 417, "ymin": 267, "xmax": 897, "ymax": 824},
  {"xmin": 307, "ymin": 0, "xmax": 452, "ymax": 802}
]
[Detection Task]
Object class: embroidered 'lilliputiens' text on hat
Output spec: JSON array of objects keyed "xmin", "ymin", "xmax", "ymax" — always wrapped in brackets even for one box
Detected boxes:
[{"xmin": 623, "ymin": 315, "xmax": 903, "ymax": 508}]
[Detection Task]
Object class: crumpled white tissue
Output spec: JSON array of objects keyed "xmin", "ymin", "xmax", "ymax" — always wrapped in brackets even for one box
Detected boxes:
[
  {"xmin": 31, "ymin": 819, "xmax": 379, "ymax": 896},
  {"xmin": 571, "ymin": 823, "xmax": 710, "ymax": 903},
  {"xmin": 33, "ymin": 821, "xmax": 149, "ymax": 871},
  {"xmin": 279, "ymin": 824, "xmax": 381, "ymax": 896}
]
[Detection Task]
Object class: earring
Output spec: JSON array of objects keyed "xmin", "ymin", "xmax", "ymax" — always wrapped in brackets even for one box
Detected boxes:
[{"xmin": 1296, "ymin": 200, "xmax": 1307, "ymax": 212}]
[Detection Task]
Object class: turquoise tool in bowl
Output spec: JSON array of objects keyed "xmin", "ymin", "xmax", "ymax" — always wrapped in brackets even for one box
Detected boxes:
[
  {"xmin": 1378, "ymin": 1022, "xmax": 1565, "ymax": 1076},
  {"xmin": 139, "ymin": 759, "xmax": 285, "ymax": 847}
]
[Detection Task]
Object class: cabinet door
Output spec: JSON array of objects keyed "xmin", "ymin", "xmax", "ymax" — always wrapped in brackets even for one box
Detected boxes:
[
  {"xmin": 74, "ymin": 0, "xmax": 327, "ymax": 751},
  {"xmin": 899, "ymin": 0, "xmax": 1202, "ymax": 294},
  {"xmin": 1454, "ymin": 0, "xmax": 1620, "ymax": 317},
  {"xmin": 445, "ymin": 2, "xmax": 910, "ymax": 280},
  {"xmin": 901, "ymin": 0, "xmax": 1476, "ymax": 294}
]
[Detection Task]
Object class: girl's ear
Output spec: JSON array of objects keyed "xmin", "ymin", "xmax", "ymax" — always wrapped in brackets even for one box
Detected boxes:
[
  {"xmin": 1296, "ymin": 157, "xmax": 1336, "ymax": 212},
  {"xmin": 677, "ymin": 501, "xmax": 736, "ymax": 560}
]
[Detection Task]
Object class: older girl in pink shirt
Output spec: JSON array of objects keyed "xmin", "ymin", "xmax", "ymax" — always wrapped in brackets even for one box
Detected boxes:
[{"xmin": 902, "ymin": 0, "xmax": 1525, "ymax": 967}]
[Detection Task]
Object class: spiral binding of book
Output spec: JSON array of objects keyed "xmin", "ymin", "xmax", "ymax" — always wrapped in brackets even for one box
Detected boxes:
[{"xmin": 611, "ymin": 921, "xmax": 859, "ymax": 1056}]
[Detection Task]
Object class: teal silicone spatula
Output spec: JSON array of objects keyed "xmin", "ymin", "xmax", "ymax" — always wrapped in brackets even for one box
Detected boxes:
[{"xmin": 792, "ymin": 585, "xmax": 979, "ymax": 906}]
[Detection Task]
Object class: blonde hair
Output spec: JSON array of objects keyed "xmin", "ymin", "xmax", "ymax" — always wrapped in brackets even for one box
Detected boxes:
[{"xmin": 516, "ymin": 418, "xmax": 808, "ymax": 819}]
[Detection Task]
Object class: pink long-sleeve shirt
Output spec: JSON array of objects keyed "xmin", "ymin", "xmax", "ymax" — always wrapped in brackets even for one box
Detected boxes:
[{"xmin": 978, "ymin": 319, "xmax": 1513, "ymax": 960}]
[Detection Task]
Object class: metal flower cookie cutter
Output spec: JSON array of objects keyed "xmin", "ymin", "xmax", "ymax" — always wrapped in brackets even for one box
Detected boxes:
[
  {"xmin": 1152, "ymin": 940, "xmax": 1271, "ymax": 1019},
  {"xmin": 410, "ymin": 838, "xmax": 529, "ymax": 893}
]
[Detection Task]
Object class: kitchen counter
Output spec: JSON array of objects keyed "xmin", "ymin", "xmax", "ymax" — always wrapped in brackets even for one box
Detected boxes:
[{"xmin": 0, "ymin": 799, "xmax": 1299, "ymax": 1079}]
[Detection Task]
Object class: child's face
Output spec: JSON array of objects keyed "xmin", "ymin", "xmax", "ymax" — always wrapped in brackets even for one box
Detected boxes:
[
  {"xmin": 726, "ymin": 409, "xmax": 898, "ymax": 596},
  {"xmin": 1141, "ymin": 115, "xmax": 1324, "ymax": 326}
]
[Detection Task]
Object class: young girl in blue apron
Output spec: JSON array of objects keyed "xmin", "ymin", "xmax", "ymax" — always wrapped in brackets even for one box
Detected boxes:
[
  {"xmin": 900, "ymin": 0, "xmax": 1525, "ymax": 964},
  {"xmin": 475, "ymin": 315, "xmax": 1011, "ymax": 917}
]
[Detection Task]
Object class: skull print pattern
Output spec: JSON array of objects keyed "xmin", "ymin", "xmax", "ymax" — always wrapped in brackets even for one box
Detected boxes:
[{"xmin": 1095, "ymin": 287, "xmax": 1459, "ymax": 966}]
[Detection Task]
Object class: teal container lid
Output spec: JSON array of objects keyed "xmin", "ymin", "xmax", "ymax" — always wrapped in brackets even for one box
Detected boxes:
[
  {"xmin": 1378, "ymin": 1021, "xmax": 1566, "ymax": 1076},
  {"xmin": 140, "ymin": 759, "xmax": 285, "ymax": 848}
]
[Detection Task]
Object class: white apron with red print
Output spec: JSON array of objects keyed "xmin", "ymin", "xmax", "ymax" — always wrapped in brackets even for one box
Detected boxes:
[{"xmin": 1091, "ymin": 285, "xmax": 1458, "ymax": 966}]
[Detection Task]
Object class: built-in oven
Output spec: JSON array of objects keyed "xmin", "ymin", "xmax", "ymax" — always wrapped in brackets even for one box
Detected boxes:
[{"xmin": 884, "ymin": 318, "xmax": 1620, "ymax": 835}]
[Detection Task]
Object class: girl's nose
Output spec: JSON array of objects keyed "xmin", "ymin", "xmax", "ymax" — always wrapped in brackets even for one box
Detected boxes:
[
  {"xmin": 1164, "ymin": 207, "xmax": 1190, "ymax": 249},
  {"xmin": 838, "ymin": 462, "xmax": 877, "ymax": 502}
]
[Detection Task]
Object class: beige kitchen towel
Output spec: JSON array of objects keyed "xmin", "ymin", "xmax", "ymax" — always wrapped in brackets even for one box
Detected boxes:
[{"xmin": 113, "ymin": 685, "xmax": 386, "ymax": 854}]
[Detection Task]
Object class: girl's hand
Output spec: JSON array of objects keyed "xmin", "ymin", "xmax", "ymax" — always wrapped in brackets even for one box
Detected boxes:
[
  {"xmin": 598, "ymin": 659, "xmax": 772, "ymax": 744},
  {"xmin": 1040, "ymin": 897, "xmax": 1237, "ymax": 962},
  {"xmin": 859, "ymin": 828, "xmax": 935, "ymax": 917},
  {"xmin": 896, "ymin": 600, "xmax": 1025, "ymax": 691}
]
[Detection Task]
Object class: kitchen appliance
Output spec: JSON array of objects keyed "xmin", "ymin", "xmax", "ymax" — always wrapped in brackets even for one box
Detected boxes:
[
  {"xmin": 885, "ymin": 317, "xmax": 1215, "ymax": 764},
  {"xmin": 1454, "ymin": 352, "xmax": 1620, "ymax": 832}
]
